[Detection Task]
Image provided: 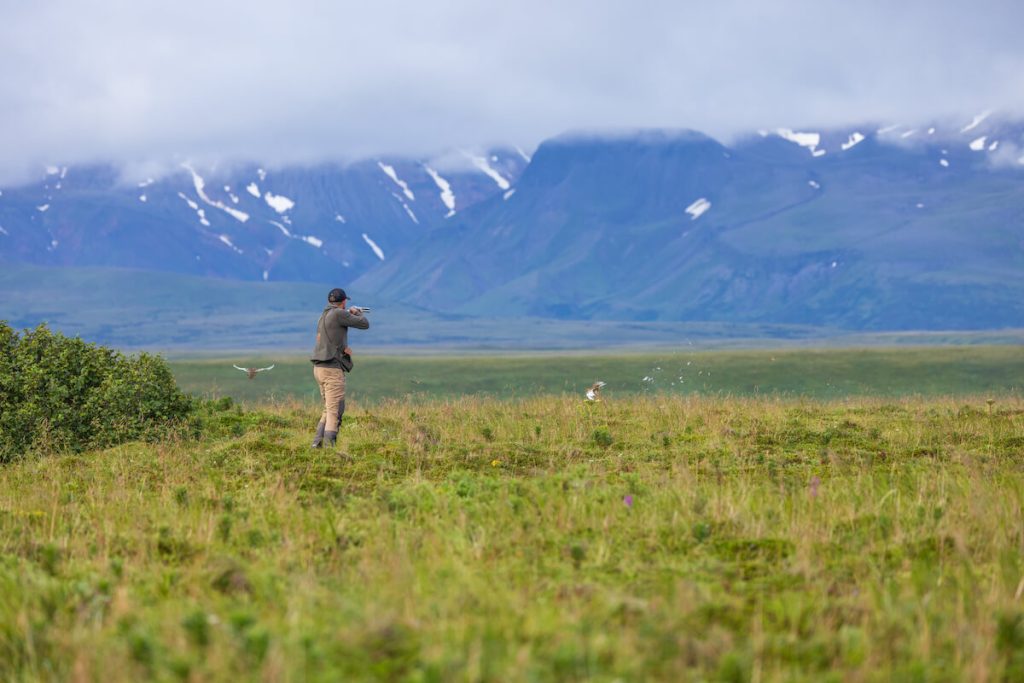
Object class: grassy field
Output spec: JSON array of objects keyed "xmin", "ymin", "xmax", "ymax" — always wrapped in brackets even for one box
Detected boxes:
[
  {"xmin": 170, "ymin": 345, "xmax": 1024, "ymax": 404},
  {"xmin": 2, "ymin": 390, "xmax": 1024, "ymax": 681}
]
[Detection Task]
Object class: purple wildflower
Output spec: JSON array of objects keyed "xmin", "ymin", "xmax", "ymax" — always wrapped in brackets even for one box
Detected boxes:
[
  {"xmin": 809, "ymin": 476, "xmax": 821, "ymax": 499},
  {"xmin": 623, "ymin": 494, "xmax": 634, "ymax": 508}
]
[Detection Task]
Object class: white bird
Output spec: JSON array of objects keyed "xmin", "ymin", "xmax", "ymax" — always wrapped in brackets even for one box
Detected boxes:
[
  {"xmin": 585, "ymin": 381, "xmax": 606, "ymax": 401},
  {"xmin": 233, "ymin": 364, "xmax": 275, "ymax": 379}
]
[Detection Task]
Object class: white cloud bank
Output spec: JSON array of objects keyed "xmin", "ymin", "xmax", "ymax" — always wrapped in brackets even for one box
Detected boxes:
[{"xmin": 1, "ymin": 0, "xmax": 1023, "ymax": 182}]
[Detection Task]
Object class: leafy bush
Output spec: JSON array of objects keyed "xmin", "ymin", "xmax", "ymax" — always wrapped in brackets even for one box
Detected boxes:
[{"xmin": 0, "ymin": 322, "xmax": 194, "ymax": 460}]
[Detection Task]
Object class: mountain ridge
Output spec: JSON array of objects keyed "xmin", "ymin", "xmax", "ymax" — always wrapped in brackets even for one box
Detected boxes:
[
  {"xmin": 355, "ymin": 116, "xmax": 1024, "ymax": 329},
  {"xmin": 3, "ymin": 114, "xmax": 1023, "ymax": 332}
]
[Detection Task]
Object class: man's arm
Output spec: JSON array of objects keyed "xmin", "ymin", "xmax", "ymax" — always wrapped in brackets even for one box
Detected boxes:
[{"xmin": 334, "ymin": 309, "xmax": 370, "ymax": 330}]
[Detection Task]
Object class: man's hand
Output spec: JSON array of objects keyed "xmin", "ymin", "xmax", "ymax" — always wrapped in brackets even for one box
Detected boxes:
[
  {"xmin": 349, "ymin": 306, "xmax": 363, "ymax": 315},
  {"xmin": 343, "ymin": 346, "xmax": 353, "ymax": 356}
]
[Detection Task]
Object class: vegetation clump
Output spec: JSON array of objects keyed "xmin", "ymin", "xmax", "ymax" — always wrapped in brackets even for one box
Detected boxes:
[{"xmin": 0, "ymin": 321, "xmax": 193, "ymax": 460}]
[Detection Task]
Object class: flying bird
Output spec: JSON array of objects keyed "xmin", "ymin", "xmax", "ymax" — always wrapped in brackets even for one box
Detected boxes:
[
  {"xmin": 585, "ymin": 381, "xmax": 606, "ymax": 401},
  {"xmin": 233, "ymin": 364, "xmax": 275, "ymax": 379}
]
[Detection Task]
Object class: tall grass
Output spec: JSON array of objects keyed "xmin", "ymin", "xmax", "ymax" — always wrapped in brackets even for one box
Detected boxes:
[{"xmin": 1, "ymin": 394, "xmax": 1023, "ymax": 681}]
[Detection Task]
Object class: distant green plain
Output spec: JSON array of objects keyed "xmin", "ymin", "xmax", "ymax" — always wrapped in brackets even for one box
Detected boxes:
[{"xmin": 170, "ymin": 345, "xmax": 1024, "ymax": 405}]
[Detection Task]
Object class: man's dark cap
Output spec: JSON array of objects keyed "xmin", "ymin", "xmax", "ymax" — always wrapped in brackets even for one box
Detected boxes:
[{"xmin": 327, "ymin": 288, "xmax": 347, "ymax": 303}]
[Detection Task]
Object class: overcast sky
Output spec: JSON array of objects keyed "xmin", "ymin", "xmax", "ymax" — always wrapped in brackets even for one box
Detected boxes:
[{"xmin": 1, "ymin": 0, "xmax": 1022, "ymax": 182}]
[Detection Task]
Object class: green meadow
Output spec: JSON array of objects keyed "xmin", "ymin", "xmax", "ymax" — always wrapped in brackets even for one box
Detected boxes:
[
  {"xmin": 2, "ymin": 346, "xmax": 1024, "ymax": 681},
  {"xmin": 170, "ymin": 345, "xmax": 1024, "ymax": 404}
]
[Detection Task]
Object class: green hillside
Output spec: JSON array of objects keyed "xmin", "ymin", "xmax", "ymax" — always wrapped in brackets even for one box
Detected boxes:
[{"xmin": 5, "ymin": 264, "xmax": 1024, "ymax": 352}]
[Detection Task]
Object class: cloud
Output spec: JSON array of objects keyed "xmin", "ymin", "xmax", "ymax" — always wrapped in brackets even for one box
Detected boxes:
[{"xmin": 1, "ymin": 0, "xmax": 1023, "ymax": 182}]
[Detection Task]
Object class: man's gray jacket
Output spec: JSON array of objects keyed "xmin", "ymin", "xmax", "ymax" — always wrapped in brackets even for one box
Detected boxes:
[{"xmin": 311, "ymin": 306, "xmax": 369, "ymax": 368}]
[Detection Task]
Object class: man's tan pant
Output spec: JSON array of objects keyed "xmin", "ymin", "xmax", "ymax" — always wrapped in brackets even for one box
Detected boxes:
[{"xmin": 313, "ymin": 366, "xmax": 346, "ymax": 431}]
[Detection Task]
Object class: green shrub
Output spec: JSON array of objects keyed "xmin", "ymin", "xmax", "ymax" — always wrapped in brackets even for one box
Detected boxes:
[{"xmin": 0, "ymin": 322, "xmax": 194, "ymax": 460}]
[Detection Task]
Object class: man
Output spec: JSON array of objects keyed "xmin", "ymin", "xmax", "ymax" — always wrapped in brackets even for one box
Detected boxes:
[{"xmin": 310, "ymin": 287, "xmax": 369, "ymax": 449}]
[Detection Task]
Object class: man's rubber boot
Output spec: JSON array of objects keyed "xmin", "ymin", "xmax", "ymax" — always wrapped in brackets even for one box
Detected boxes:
[
  {"xmin": 324, "ymin": 431, "xmax": 338, "ymax": 449},
  {"xmin": 311, "ymin": 420, "xmax": 327, "ymax": 448}
]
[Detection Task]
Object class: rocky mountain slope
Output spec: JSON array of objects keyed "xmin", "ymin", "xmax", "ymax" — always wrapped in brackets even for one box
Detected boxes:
[
  {"xmin": 356, "ymin": 115, "xmax": 1024, "ymax": 329},
  {"xmin": 2, "ymin": 112, "xmax": 1023, "ymax": 331},
  {"xmin": 0, "ymin": 149, "xmax": 529, "ymax": 282}
]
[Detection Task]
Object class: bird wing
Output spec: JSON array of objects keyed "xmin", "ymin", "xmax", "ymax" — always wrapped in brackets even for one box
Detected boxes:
[
  {"xmin": 255, "ymin": 365, "xmax": 275, "ymax": 372},
  {"xmin": 595, "ymin": 381, "xmax": 607, "ymax": 388},
  {"xmin": 585, "ymin": 389, "xmax": 597, "ymax": 401},
  {"xmin": 233, "ymin": 365, "xmax": 248, "ymax": 372}
]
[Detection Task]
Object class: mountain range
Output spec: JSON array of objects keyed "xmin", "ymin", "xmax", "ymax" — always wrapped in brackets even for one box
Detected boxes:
[
  {"xmin": 0, "ymin": 149, "xmax": 529, "ymax": 283},
  {"xmin": 2, "ymin": 112, "xmax": 1023, "ymax": 334}
]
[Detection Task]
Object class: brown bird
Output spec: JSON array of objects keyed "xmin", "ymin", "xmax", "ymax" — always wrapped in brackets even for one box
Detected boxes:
[
  {"xmin": 585, "ymin": 381, "xmax": 606, "ymax": 401},
  {"xmin": 233, "ymin": 364, "xmax": 275, "ymax": 379}
]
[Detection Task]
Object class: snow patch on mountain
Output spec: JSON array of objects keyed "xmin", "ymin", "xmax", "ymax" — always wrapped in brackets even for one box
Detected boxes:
[
  {"xmin": 686, "ymin": 198, "xmax": 711, "ymax": 220},
  {"xmin": 177, "ymin": 192, "xmax": 211, "ymax": 225},
  {"xmin": 390, "ymin": 192, "xmax": 419, "ymax": 224},
  {"xmin": 969, "ymin": 136, "xmax": 988, "ymax": 151},
  {"xmin": 268, "ymin": 217, "xmax": 322, "ymax": 249},
  {"xmin": 378, "ymin": 162, "xmax": 415, "ymax": 201},
  {"xmin": 264, "ymin": 192, "xmax": 295, "ymax": 214},
  {"xmin": 268, "ymin": 220, "xmax": 292, "ymax": 237},
  {"xmin": 988, "ymin": 140, "xmax": 999, "ymax": 151},
  {"xmin": 940, "ymin": 159, "xmax": 950, "ymax": 168},
  {"xmin": 362, "ymin": 233, "xmax": 385, "ymax": 260},
  {"xmin": 961, "ymin": 111, "xmax": 991, "ymax": 133},
  {"xmin": 36, "ymin": 204, "xmax": 50, "ymax": 212},
  {"xmin": 0, "ymin": 225, "xmax": 7, "ymax": 236},
  {"xmin": 178, "ymin": 193, "xmax": 199, "ymax": 211},
  {"xmin": 808, "ymin": 180, "xmax": 820, "ymax": 189},
  {"xmin": 841, "ymin": 132, "xmax": 865, "ymax": 151},
  {"xmin": 139, "ymin": 194, "xmax": 147, "ymax": 202},
  {"xmin": 504, "ymin": 189, "xmax": 516, "ymax": 200},
  {"xmin": 465, "ymin": 152, "xmax": 511, "ymax": 189},
  {"xmin": 401, "ymin": 204, "xmax": 418, "ymax": 224},
  {"xmin": 516, "ymin": 146, "xmax": 532, "ymax": 163},
  {"xmin": 183, "ymin": 164, "xmax": 250, "ymax": 223},
  {"xmin": 246, "ymin": 182, "xmax": 260, "ymax": 198},
  {"xmin": 335, "ymin": 214, "xmax": 346, "ymax": 223},
  {"xmin": 218, "ymin": 235, "xmax": 243, "ymax": 254},
  {"xmin": 425, "ymin": 166, "xmax": 456, "ymax": 216},
  {"xmin": 138, "ymin": 178, "xmax": 154, "ymax": 188},
  {"xmin": 257, "ymin": 168, "xmax": 267, "ymax": 181},
  {"xmin": 775, "ymin": 129, "xmax": 825, "ymax": 157}
]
